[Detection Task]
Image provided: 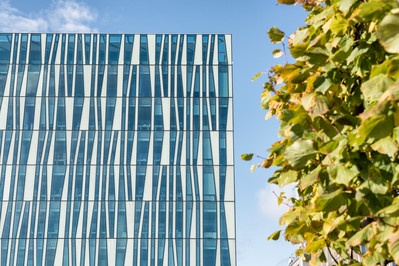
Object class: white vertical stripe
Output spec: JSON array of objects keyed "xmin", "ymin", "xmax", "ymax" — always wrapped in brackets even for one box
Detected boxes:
[
  {"xmin": 65, "ymin": 98, "xmax": 73, "ymax": 130},
  {"xmin": 15, "ymin": 34, "xmax": 21, "ymax": 63},
  {"xmin": 2, "ymin": 166, "xmax": 12, "ymax": 200},
  {"xmin": 214, "ymin": 165, "xmax": 220, "ymax": 202},
  {"xmin": 159, "ymin": 65, "xmax": 165, "ymax": 98},
  {"xmin": 2, "ymin": 64, "xmax": 11, "ymax": 96},
  {"xmin": 225, "ymin": 34, "xmax": 232, "ymax": 65},
  {"xmin": 114, "ymin": 144, "xmax": 121, "ymax": 182},
  {"xmin": 194, "ymin": 35, "xmax": 202, "ymax": 65},
  {"xmin": 225, "ymin": 166, "xmax": 235, "ymax": 201},
  {"xmin": 101, "ymin": 65, "xmax": 108, "ymax": 98},
  {"xmin": 213, "ymin": 35, "xmax": 219, "ymax": 65},
  {"xmin": 181, "ymin": 35, "xmax": 187, "ymax": 66},
  {"xmin": 54, "ymin": 238, "xmax": 64, "ymax": 264},
  {"xmin": 0, "ymin": 96, "xmax": 9, "ymax": 129},
  {"xmin": 83, "ymin": 65, "xmax": 92, "ymax": 97},
  {"xmin": 210, "ymin": 132, "xmax": 220, "ymax": 166},
  {"xmin": 228, "ymin": 64, "xmax": 233, "ymax": 99},
  {"xmin": 76, "ymin": 202, "xmax": 84, "ymax": 239},
  {"xmin": 150, "ymin": 64, "xmax": 155, "ymax": 98},
  {"xmin": 229, "ymin": 239, "xmax": 236, "ymax": 266},
  {"xmin": 61, "ymin": 166, "xmax": 70, "ymax": 202},
  {"xmin": 126, "ymin": 201, "xmax": 135, "ymax": 238},
  {"xmin": 148, "ymin": 35, "xmax": 156, "ymax": 65},
  {"xmin": 47, "ymin": 165, "xmax": 53, "ymax": 200},
  {"xmin": 24, "ymin": 165, "xmax": 35, "ymax": 200},
  {"xmin": 132, "ymin": 35, "xmax": 140, "ymax": 65},
  {"xmin": 216, "ymin": 240, "xmax": 221, "ymax": 266},
  {"xmin": 105, "ymin": 34, "xmax": 109, "ymax": 65},
  {"xmin": 206, "ymin": 34, "xmax": 211, "ymax": 65}
]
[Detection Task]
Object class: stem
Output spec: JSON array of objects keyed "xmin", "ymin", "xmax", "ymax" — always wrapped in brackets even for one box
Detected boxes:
[
  {"xmin": 272, "ymin": 191, "xmax": 292, "ymax": 207},
  {"xmin": 309, "ymin": 123, "xmax": 335, "ymax": 166},
  {"xmin": 282, "ymin": 42, "xmax": 289, "ymax": 64},
  {"xmin": 326, "ymin": 245, "xmax": 339, "ymax": 265},
  {"xmin": 321, "ymin": 114, "xmax": 342, "ymax": 136}
]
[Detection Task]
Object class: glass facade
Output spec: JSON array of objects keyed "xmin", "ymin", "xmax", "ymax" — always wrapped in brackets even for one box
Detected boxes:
[{"xmin": 0, "ymin": 33, "xmax": 235, "ymax": 265}]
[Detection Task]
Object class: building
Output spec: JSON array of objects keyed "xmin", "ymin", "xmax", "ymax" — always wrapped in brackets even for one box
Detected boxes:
[{"xmin": 0, "ymin": 33, "xmax": 235, "ymax": 265}]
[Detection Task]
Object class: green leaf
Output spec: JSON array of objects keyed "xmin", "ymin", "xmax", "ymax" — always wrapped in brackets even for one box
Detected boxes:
[
  {"xmin": 291, "ymin": 28, "xmax": 309, "ymax": 46},
  {"xmin": 252, "ymin": 72, "xmax": 263, "ymax": 81},
  {"xmin": 377, "ymin": 201, "xmax": 399, "ymax": 216},
  {"xmin": 370, "ymin": 59, "xmax": 391, "ymax": 78},
  {"xmin": 360, "ymin": 74, "xmax": 393, "ymax": 103},
  {"xmin": 285, "ymin": 220, "xmax": 307, "ymax": 237},
  {"xmin": 314, "ymin": 189, "xmax": 347, "ymax": 212},
  {"xmin": 277, "ymin": 191, "xmax": 286, "ymax": 206},
  {"xmin": 267, "ymin": 230, "xmax": 281, "ymax": 240},
  {"xmin": 290, "ymin": 43, "xmax": 308, "ymax": 58},
  {"xmin": 314, "ymin": 76, "xmax": 333, "ymax": 94},
  {"xmin": 359, "ymin": 166, "xmax": 390, "ymax": 194},
  {"xmin": 273, "ymin": 49, "xmax": 284, "ymax": 58},
  {"xmin": 307, "ymin": 6, "xmax": 334, "ymax": 28},
  {"xmin": 379, "ymin": 82, "xmax": 399, "ymax": 102},
  {"xmin": 347, "ymin": 224, "xmax": 374, "ymax": 247},
  {"xmin": 319, "ymin": 140, "xmax": 339, "ymax": 154},
  {"xmin": 305, "ymin": 239, "xmax": 326, "ymax": 253},
  {"xmin": 377, "ymin": 13, "xmax": 399, "ymax": 54},
  {"xmin": 357, "ymin": 114, "xmax": 394, "ymax": 144},
  {"xmin": 388, "ymin": 232, "xmax": 399, "ymax": 264},
  {"xmin": 268, "ymin": 27, "xmax": 285, "ymax": 44},
  {"xmin": 280, "ymin": 106, "xmax": 309, "ymax": 126},
  {"xmin": 261, "ymin": 91, "xmax": 272, "ymax": 109},
  {"xmin": 301, "ymin": 93, "xmax": 331, "ymax": 116},
  {"xmin": 363, "ymin": 252, "xmax": 386, "ymax": 266},
  {"xmin": 357, "ymin": 1, "xmax": 394, "ymax": 22},
  {"xmin": 388, "ymin": 59, "xmax": 399, "ymax": 79},
  {"xmin": 338, "ymin": 0, "xmax": 356, "ymax": 15},
  {"xmin": 328, "ymin": 165, "xmax": 359, "ymax": 186},
  {"xmin": 330, "ymin": 14, "xmax": 349, "ymax": 36},
  {"xmin": 312, "ymin": 95, "xmax": 331, "ymax": 116},
  {"xmin": 279, "ymin": 209, "xmax": 298, "ymax": 226},
  {"xmin": 301, "ymin": 93, "xmax": 315, "ymax": 112},
  {"xmin": 371, "ymin": 136, "xmax": 398, "ymax": 156},
  {"xmin": 330, "ymin": 46, "xmax": 352, "ymax": 63},
  {"xmin": 263, "ymin": 82, "xmax": 274, "ymax": 92},
  {"xmin": 346, "ymin": 45, "xmax": 369, "ymax": 64},
  {"xmin": 279, "ymin": 64, "xmax": 301, "ymax": 82},
  {"xmin": 241, "ymin": 153, "xmax": 254, "ymax": 161},
  {"xmin": 284, "ymin": 139, "xmax": 316, "ymax": 169},
  {"xmin": 300, "ymin": 166, "xmax": 321, "ymax": 190},
  {"xmin": 306, "ymin": 48, "xmax": 329, "ymax": 66},
  {"xmin": 277, "ymin": 0, "xmax": 295, "ymax": 5},
  {"xmin": 277, "ymin": 170, "xmax": 298, "ymax": 187}
]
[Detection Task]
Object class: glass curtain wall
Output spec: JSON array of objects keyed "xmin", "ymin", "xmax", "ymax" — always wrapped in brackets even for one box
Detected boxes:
[{"xmin": 0, "ymin": 33, "xmax": 235, "ymax": 266}]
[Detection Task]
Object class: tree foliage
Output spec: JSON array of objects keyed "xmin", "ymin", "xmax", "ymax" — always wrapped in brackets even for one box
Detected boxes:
[{"xmin": 245, "ymin": 0, "xmax": 399, "ymax": 264}]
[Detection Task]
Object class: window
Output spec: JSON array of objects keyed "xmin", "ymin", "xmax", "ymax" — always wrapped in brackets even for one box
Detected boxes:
[
  {"xmin": 0, "ymin": 34, "xmax": 11, "ymax": 64},
  {"xmin": 108, "ymin": 34, "xmax": 121, "ymax": 64}
]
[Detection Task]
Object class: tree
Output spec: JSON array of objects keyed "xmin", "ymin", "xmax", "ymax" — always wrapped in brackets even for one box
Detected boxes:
[{"xmin": 243, "ymin": 0, "xmax": 399, "ymax": 265}]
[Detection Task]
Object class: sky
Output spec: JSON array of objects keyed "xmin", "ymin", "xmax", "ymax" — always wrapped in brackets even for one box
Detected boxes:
[{"xmin": 0, "ymin": 0, "xmax": 306, "ymax": 265}]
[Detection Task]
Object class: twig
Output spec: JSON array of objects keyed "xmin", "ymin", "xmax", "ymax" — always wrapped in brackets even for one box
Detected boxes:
[{"xmin": 326, "ymin": 245, "xmax": 339, "ymax": 265}]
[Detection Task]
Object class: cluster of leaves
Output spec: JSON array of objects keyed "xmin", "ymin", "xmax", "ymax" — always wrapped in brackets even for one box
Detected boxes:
[{"xmin": 243, "ymin": 0, "xmax": 399, "ymax": 265}]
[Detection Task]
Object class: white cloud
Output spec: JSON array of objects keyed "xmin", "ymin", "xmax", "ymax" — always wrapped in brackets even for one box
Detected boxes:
[
  {"xmin": 257, "ymin": 183, "xmax": 297, "ymax": 219},
  {"xmin": 0, "ymin": 2, "xmax": 48, "ymax": 32},
  {"xmin": 48, "ymin": 1, "xmax": 98, "ymax": 32},
  {"xmin": 0, "ymin": 0, "xmax": 98, "ymax": 33}
]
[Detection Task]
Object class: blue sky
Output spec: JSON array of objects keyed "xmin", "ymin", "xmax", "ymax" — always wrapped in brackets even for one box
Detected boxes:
[{"xmin": 0, "ymin": 0, "xmax": 306, "ymax": 264}]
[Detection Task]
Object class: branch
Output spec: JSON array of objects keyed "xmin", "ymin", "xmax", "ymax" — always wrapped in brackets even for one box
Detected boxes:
[
  {"xmin": 326, "ymin": 245, "xmax": 339, "ymax": 266},
  {"xmin": 272, "ymin": 191, "xmax": 292, "ymax": 207}
]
